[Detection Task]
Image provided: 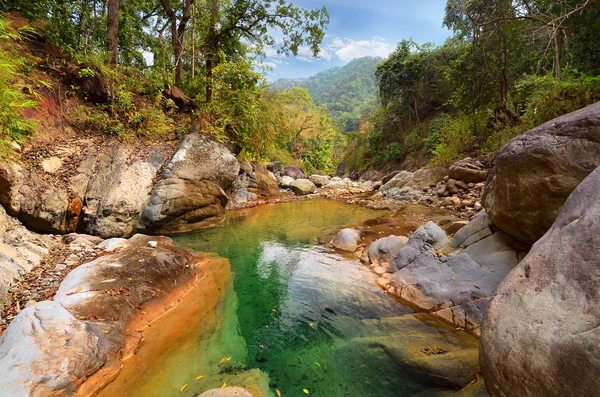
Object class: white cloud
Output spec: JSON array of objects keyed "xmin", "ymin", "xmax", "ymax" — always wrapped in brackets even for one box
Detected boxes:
[
  {"xmin": 255, "ymin": 61, "xmax": 278, "ymax": 70},
  {"xmin": 329, "ymin": 37, "xmax": 394, "ymax": 62}
]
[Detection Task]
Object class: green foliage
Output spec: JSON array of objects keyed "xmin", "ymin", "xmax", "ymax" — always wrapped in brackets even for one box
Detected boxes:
[
  {"xmin": 271, "ymin": 57, "xmax": 381, "ymax": 132},
  {"xmin": 0, "ymin": 18, "xmax": 37, "ymax": 158}
]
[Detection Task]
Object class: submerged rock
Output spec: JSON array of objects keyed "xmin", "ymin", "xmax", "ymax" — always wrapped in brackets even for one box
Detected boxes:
[
  {"xmin": 482, "ymin": 101, "xmax": 600, "ymax": 243},
  {"xmin": 480, "ymin": 166, "xmax": 600, "ymax": 397}
]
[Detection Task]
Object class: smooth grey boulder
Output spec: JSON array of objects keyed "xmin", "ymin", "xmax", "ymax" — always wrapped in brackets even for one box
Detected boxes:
[
  {"xmin": 390, "ymin": 221, "xmax": 449, "ymax": 272},
  {"xmin": 330, "ymin": 228, "xmax": 361, "ymax": 252},
  {"xmin": 482, "ymin": 101, "xmax": 600, "ymax": 243},
  {"xmin": 379, "ymin": 171, "xmax": 413, "ymax": 192},
  {"xmin": 278, "ymin": 175, "xmax": 295, "ymax": 188},
  {"xmin": 138, "ymin": 134, "xmax": 239, "ymax": 234},
  {"xmin": 309, "ymin": 174, "xmax": 330, "ymax": 187},
  {"xmin": 367, "ymin": 235, "xmax": 408, "ymax": 266},
  {"xmin": 324, "ymin": 180, "xmax": 347, "ymax": 189},
  {"xmin": 80, "ymin": 144, "xmax": 168, "ymax": 238},
  {"xmin": 290, "ymin": 179, "xmax": 317, "ymax": 196},
  {"xmin": 480, "ymin": 166, "xmax": 600, "ymax": 397},
  {"xmin": 0, "ymin": 301, "xmax": 111, "ymax": 397},
  {"xmin": 282, "ymin": 165, "xmax": 306, "ymax": 179}
]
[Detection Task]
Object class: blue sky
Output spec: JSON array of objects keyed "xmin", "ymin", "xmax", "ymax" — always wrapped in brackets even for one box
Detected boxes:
[{"xmin": 259, "ymin": 0, "xmax": 452, "ymax": 81}]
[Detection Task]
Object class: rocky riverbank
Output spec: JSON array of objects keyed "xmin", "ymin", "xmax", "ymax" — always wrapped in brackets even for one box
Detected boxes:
[{"xmin": 0, "ymin": 234, "xmax": 227, "ymax": 396}]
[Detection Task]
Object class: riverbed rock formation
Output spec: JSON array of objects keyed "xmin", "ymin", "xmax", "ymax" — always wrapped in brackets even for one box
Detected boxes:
[
  {"xmin": 138, "ymin": 134, "xmax": 239, "ymax": 234},
  {"xmin": 344, "ymin": 211, "xmax": 527, "ymax": 334},
  {"xmin": 0, "ymin": 133, "xmax": 240, "ymax": 238},
  {"xmin": 0, "ymin": 234, "xmax": 213, "ymax": 396},
  {"xmin": 482, "ymin": 101, "xmax": 600, "ymax": 244},
  {"xmin": 480, "ymin": 166, "xmax": 600, "ymax": 397},
  {"xmin": 0, "ymin": 206, "xmax": 61, "ymax": 302}
]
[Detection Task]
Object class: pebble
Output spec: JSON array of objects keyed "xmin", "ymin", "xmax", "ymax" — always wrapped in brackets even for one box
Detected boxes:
[
  {"xmin": 25, "ymin": 300, "xmax": 37, "ymax": 307},
  {"xmin": 148, "ymin": 241, "xmax": 158, "ymax": 248},
  {"xmin": 55, "ymin": 264, "xmax": 67, "ymax": 270}
]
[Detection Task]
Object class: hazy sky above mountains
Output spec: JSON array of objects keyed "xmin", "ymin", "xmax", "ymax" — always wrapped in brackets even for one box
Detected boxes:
[{"xmin": 261, "ymin": 0, "xmax": 451, "ymax": 81}]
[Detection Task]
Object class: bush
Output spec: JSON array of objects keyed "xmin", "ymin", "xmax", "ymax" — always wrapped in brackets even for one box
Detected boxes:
[{"xmin": 0, "ymin": 18, "xmax": 37, "ymax": 158}]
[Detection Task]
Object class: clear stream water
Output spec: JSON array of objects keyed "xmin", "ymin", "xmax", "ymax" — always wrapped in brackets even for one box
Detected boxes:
[{"xmin": 99, "ymin": 199, "xmax": 479, "ymax": 397}]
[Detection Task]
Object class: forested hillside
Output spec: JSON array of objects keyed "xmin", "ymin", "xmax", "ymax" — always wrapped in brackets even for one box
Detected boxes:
[
  {"xmin": 271, "ymin": 56, "xmax": 381, "ymax": 132},
  {"xmin": 0, "ymin": 0, "xmax": 346, "ymax": 174},
  {"xmin": 342, "ymin": 0, "xmax": 600, "ymax": 172}
]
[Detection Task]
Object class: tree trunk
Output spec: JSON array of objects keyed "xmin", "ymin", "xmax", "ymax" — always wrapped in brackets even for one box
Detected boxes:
[
  {"xmin": 191, "ymin": 5, "xmax": 195, "ymax": 79},
  {"xmin": 107, "ymin": 0, "xmax": 119, "ymax": 64},
  {"xmin": 206, "ymin": 0, "xmax": 219, "ymax": 103},
  {"xmin": 554, "ymin": 33, "xmax": 563, "ymax": 80}
]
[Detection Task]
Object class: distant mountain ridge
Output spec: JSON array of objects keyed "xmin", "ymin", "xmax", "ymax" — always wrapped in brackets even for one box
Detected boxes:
[{"xmin": 271, "ymin": 56, "xmax": 383, "ymax": 132}]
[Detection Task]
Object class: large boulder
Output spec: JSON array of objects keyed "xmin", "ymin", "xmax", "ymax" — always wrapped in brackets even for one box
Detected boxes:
[
  {"xmin": 482, "ymin": 102, "xmax": 600, "ymax": 243},
  {"xmin": 278, "ymin": 175, "xmax": 295, "ymax": 188},
  {"xmin": 281, "ymin": 165, "xmax": 307, "ymax": 179},
  {"xmin": 80, "ymin": 144, "xmax": 169, "ymax": 238},
  {"xmin": 480, "ymin": 166, "xmax": 600, "ymax": 397},
  {"xmin": 138, "ymin": 134, "xmax": 239, "ymax": 234},
  {"xmin": 290, "ymin": 179, "xmax": 317, "ymax": 196},
  {"xmin": 309, "ymin": 174, "xmax": 330, "ymax": 187},
  {"xmin": 0, "ymin": 301, "xmax": 111, "ymax": 396},
  {"xmin": 250, "ymin": 161, "xmax": 278, "ymax": 192},
  {"xmin": 379, "ymin": 171, "xmax": 413, "ymax": 192},
  {"xmin": 0, "ymin": 161, "xmax": 70, "ymax": 234}
]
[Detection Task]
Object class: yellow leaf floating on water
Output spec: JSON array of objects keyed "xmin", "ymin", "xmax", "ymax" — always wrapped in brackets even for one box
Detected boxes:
[
  {"xmin": 271, "ymin": 308, "xmax": 276, "ymax": 312},
  {"xmin": 103, "ymin": 330, "xmax": 109, "ymax": 334},
  {"xmin": 221, "ymin": 382, "xmax": 227, "ymax": 388},
  {"xmin": 276, "ymin": 390, "xmax": 282, "ymax": 396},
  {"xmin": 195, "ymin": 375, "xmax": 205, "ymax": 380},
  {"xmin": 309, "ymin": 323, "xmax": 314, "ymax": 327},
  {"xmin": 259, "ymin": 344, "xmax": 265, "ymax": 349},
  {"xmin": 303, "ymin": 389, "xmax": 310, "ymax": 394},
  {"xmin": 180, "ymin": 384, "xmax": 188, "ymax": 392},
  {"xmin": 219, "ymin": 357, "xmax": 231, "ymax": 364}
]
